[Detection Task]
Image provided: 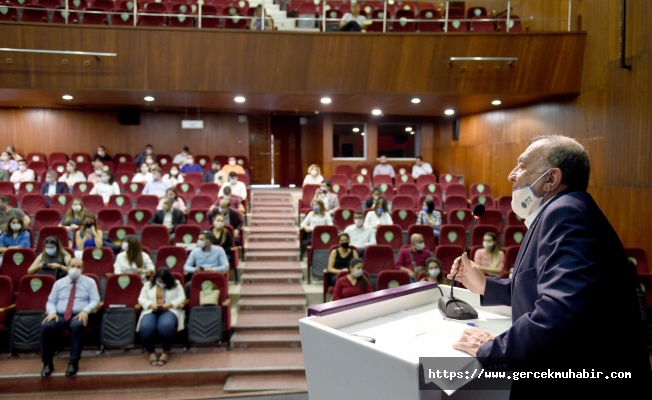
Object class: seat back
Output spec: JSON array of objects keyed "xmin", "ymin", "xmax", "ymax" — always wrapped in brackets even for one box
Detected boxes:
[
  {"xmin": 334, "ymin": 165, "xmax": 353, "ymax": 179},
  {"xmin": 469, "ymin": 183, "xmax": 492, "ymax": 198},
  {"xmin": 49, "ymin": 193, "xmax": 74, "ymax": 216},
  {"xmin": 471, "ymin": 225, "xmax": 500, "ymax": 247},
  {"xmin": 1, "ymin": 248, "xmax": 37, "ymax": 291},
  {"xmin": 26, "ymin": 152, "xmax": 47, "ymax": 163},
  {"xmin": 135, "ymin": 194, "xmax": 159, "ymax": 213},
  {"xmin": 141, "ymin": 225, "xmax": 170, "ymax": 250},
  {"xmin": 17, "ymin": 182, "xmax": 42, "ymax": 200},
  {"xmin": 176, "ymin": 182, "xmax": 197, "ymax": 201},
  {"xmin": 339, "ymin": 195, "xmax": 363, "ymax": 211},
  {"xmin": 333, "ymin": 209, "xmax": 355, "ymax": 231},
  {"xmin": 0, "ymin": 181, "xmax": 15, "ymax": 195},
  {"xmin": 395, "ymin": 174, "xmax": 414, "ymax": 188},
  {"xmin": 36, "ymin": 226, "xmax": 69, "ymax": 252},
  {"xmin": 80, "ymin": 194, "xmax": 105, "ymax": 213},
  {"xmin": 391, "ymin": 194, "xmax": 415, "ymax": 211},
  {"xmin": 187, "ymin": 209, "xmax": 211, "ymax": 230},
  {"xmin": 375, "ymin": 224, "xmax": 403, "ymax": 250},
  {"xmin": 174, "ymin": 224, "xmax": 201, "ymax": 245},
  {"xmin": 408, "ymin": 224, "xmax": 437, "ymax": 251},
  {"xmin": 20, "ymin": 193, "xmax": 45, "ymax": 215},
  {"xmin": 349, "ymin": 183, "xmax": 370, "ymax": 200},
  {"xmin": 471, "ymin": 194, "xmax": 495, "ymax": 210},
  {"xmin": 625, "ymin": 248, "xmax": 649, "ymax": 275},
  {"xmin": 15, "ymin": 274, "xmax": 56, "ymax": 312},
  {"xmin": 372, "ymin": 174, "xmax": 392, "ymax": 187},
  {"xmin": 329, "ymin": 174, "xmax": 349, "ymax": 189},
  {"xmin": 33, "ymin": 209, "xmax": 61, "ymax": 232},
  {"xmin": 351, "ymin": 174, "xmax": 371, "ymax": 186},
  {"xmin": 478, "ymin": 209, "xmax": 504, "ymax": 233},
  {"xmin": 72, "ymin": 181, "xmax": 94, "ymax": 198},
  {"xmin": 362, "ymin": 245, "xmax": 395, "ymax": 275},
  {"xmin": 103, "ymin": 273, "xmax": 143, "ymax": 309},
  {"xmin": 107, "ymin": 225, "xmax": 136, "ymax": 243},
  {"xmin": 391, "ymin": 208, "xmax": 416, "ymax": 232},
  {"xmin": 107, "ymin": 194, "xmax": 133, "ymax": 214},
  {"xmin": 184, "ymin": 173, "xmax": 203, "ymax": 187},
  {"xmin": 435, "ymin": 245, "xmax": 464, "ymax": 276},
  {"xmin": 198, "ymin": 183, "xmax": 220, "ymax": 198},
  {"xmin": 504, "ymin": 245, "xmax": 521, "ymax": 273},
  {"xmin": 439, "ymin": 224, "xmax": 466, "ymax": 247},
  {"xmin": 155, "ymin": 245, "xmax": 189, "ymax": 272},
  {"xmin": 497, "ymin": 14, "xmax": 522, "ymax": 32},
  {"xmin": 497, "ymin": 195, "xmax": 512, "ymax": 216},
  {"xmin": 97, "ymin": 208, "xmax": 124, "ymax": 231},
  {"xmin": 417, "ymin": 9, "xmax": 442, "ymax": 32},
  {"xmin": 27, "ymin": 161, "xmax": 47, "ymax": 177},
  {"xmin": 447, "ymin": 209, "xmax": 473, "ymax": 231},
  {"xmin": 506, "ymin": 210, "xmax": 525, "ymax": 227},
  {"xmin": 188, "ymin": 272, "xmax": 229, "ymax": 309},
  {"xmin": 82, "ymin": 246, "xmax": 115, "ymax": 278},
  {"xmin": 444, "ymin": 195, "xmax": 468, "ymax": 211},
  {"xmin": 503, "ymin": 226, "xmax": 527, "ymax": 248},
  {"xmin": 376, "ymin": 270, "xmax": 411, "ymax": 290},
  {"xmin": 124, "ymin": 181, "xmax": 145, "ymax": 197},
  {"xmin": 114, "ymin": 171, "xmax": 133, "ymax": 187},
  {"xmin": 127, "ymin": 208, "xmax": 153, "ymax": 231},
  {"xmin": 392, "ymin": 9, "xmax": 415, "ymax": 32}
]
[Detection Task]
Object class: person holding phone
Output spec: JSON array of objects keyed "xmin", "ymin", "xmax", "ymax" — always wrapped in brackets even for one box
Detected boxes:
[
  {"xmin": 73, "ymin": 212, "xmax": 103, "ymax": 259},
  {"xmin": 28, "ymin": 236, "xmax": 71, "ymax": 280}
]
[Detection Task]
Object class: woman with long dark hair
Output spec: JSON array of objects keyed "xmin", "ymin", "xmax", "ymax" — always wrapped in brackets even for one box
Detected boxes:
[
  {"xmin": 332, "ymin": 258, "xmax": 372, "ymax": 301},
  {"xmin": 113, "ymin": 234, "xmax": 155, "ymax": 283}
]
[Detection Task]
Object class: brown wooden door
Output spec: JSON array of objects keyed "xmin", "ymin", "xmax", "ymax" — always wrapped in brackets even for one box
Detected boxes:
[{"xmin": 248, "ymin": 115, "xmax": 272, "ymax": 185}]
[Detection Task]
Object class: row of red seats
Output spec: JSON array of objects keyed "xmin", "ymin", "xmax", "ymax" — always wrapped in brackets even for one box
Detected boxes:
[
  {"xmin": 324, "ymin": 177, "xmax": 491, "ymax": 199},
  {"xmin": 334, "ymin": 165, "xmax": 464, "ymax": 184}
]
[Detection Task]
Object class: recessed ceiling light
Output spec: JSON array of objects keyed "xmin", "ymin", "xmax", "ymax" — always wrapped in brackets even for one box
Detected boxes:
[
  {"xmin": 321, "ymin": 97, "xmax": 331, "ymax": 104},
  {"xmin": 444, "ymin": 109, "xmax": 455, "ymax": 116},
  {"xmin": 352, "ymin": 127, "xmax": 360, "ymax": 132},
  {"xmin": 410, "ymin": 131, "xmax": 415, "ymax": 135},
  {"xmin": 372, "ymin": 109, "xmax": 382, "ymax": 116},
  {"xmin": 492, "ymin": 100, "xmax": 502, "ymax": 105},
  {"xmin": 62, "ymin": 95, "xmax": 73, "ymax": 100},
  {"xmin": 405, "ymin": 127, "xmax": 413, "ymax": 132},
  {"xmin": 234, "ymin": 96, "xmax": 245, "ymax": 103},
  {"xmin": 361, "ymin": 132, "xmax": 365, "ymax": 136},
  {"xmin": 144, "ymin": 96, "xmax": 154, "ymax": 102},
  {"xmin": 411, "ymin": 98, "xmax": 421, "ymax": 104}
]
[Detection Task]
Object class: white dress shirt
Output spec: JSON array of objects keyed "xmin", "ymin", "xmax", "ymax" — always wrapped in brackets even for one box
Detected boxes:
[
  {"xmin": 412, "ymin": 163, "xmax": 434, "ymax": 179},
  {"xmin": 218, "ymin": 181, "xmax": 247, "ymax": 200}
]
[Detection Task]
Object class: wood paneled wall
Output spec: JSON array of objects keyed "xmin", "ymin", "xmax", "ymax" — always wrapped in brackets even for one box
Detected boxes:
[
  {"xmin": 0, "ymin": 108, "xmax": 249, "ymax": 159},
  {"xmin": 432, "ymin": 0, "xmax": 652, "ymax": 270}
]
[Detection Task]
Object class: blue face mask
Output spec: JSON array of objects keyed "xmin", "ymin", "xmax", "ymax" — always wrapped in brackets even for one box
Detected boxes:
[
  {"xmin": 376, "ymin": 208, "xmax": 383, "ymax": 215},
  {"xmin": 230, "ymin": 179, "xmax": 237, "ymax": 185},
  {"xmin": 313, "ymin": 206, "xmax": 320, "ymax": 212},
  {"xmin": 45, "ymin": 247, "xmax": 56, "ymax": 256},
  {"xmin": 423, "ymin": 206, "xmax": 429, "ymax": 213},
  {"xmin": 45, "ymin": 177, "xmax": 52, "ymax": 184}
]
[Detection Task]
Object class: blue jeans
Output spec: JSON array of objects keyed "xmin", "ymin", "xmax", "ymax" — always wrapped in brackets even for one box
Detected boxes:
[{"xmin": 139, "ymin": 311, "xmax": 177, "ymax": 353}]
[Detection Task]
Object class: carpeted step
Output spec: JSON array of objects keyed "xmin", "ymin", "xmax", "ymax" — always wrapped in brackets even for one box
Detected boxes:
[
  {"xmin": 240, "ymin": 272, "xmax": 303, "ymax": 285},
  {"xmin": 238, "ymin": 296, "xmax": 307, "ymax": 312},
  {"xmin": 223, "ymin": 372, "xmax": 307, "ymax": 393},
  {"xmin": 251, "ymin": 206, "xmax": 294, "ymax": 214},
  {"xmin": 234, "ymin": 310, "xmax": 304, "ymax": 329},
  {"xmin": 248, "ymin": 226, "xmax": 297, "ymax": 235},
  {"xmin": 245, "ymin": 251, "xmax": 298, "ymax": 262},
  {"xmin": 230, "ymin": 329, "xmax": 302, "ymax": 349},
  {"xmin": 239, "ymin": 283, "xmax": 305, "ymax": 297},
  {"xmin": 249, "ymin": 212, "xmax": 296, "ymax": 221},
  {"xmin": 241, "ymin": 262, "xmax": 303, "ymax": 274},
  {"xmin": 249, "ymin": 219, "xmax": 296, "ymax": 227},
  {"xmin": 246, "ymin": 242, "xmax": 299, "ymax": 252},
  {"xmin": 246, "ymin": 234, "xmax": 298, "ymax": 243}
]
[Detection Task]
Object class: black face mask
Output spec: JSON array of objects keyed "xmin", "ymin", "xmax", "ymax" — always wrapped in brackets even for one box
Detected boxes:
[
  {"xmin": 340, "ymin": 242, "xmax": 350, "ymax": 249},
  {"xmin": 85, "ymin": 222, "xmax": 94, "ymax": 228}
]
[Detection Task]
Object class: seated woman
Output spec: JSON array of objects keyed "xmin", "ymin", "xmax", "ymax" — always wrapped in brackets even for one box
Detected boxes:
[
  {"xmin": 302, "ymin": 164, "xmax": 324, "ymax": 186},
  {"xmin": 363, "ymin": 197, "xmax": 392, "ymax": 230},
  {"xmin": 211, "ymin": 214, "xmax": 233, "ymax": 262},
  {"xmin": 416, "ymin": 197, "xmax": 443, "ymax": 239},
  {"xmin": 0, "ymin": 151, "xmax": 18, "ymax": 174},
  {"xmin": 250, "ymin": 4, "xmax": 274, "ymax": 30},
  {"xmin": 162, "ymin": 165, "xmax": 184, "ymax": 187},
  {"xmin": 89, "ymin": 171, "xmax": 121, "ymax": 204},
  {"xmin": 299, "ymin": 199, "xmax": 332, "ymax": 261},
  {"xmin": 332, "ymin": 258, "xmax": 372, "ymax": 301},
  {"xmin": 325, "ymin": 232, "xmax": 359, "ymax": 287},
  {"xmin": 0, "ymin": 217, "xmax": 31, "ymax": 258},
  {"xmin": 418, "ymin": 257, "xmax": 447, "ymax": 285},
  {"xmin": 27, "ymin": 236, "xmax": 71, "ymax": 280},
  {"xmin": 114, "ymin": 234, "xmax": 155, "ymax": 283},
  {"xmin": 473, "ymin": 232, "xmax": 505, "ymax": 276},
  {"xmin": 157, "ymin": 188, "xmax": 187, "ymax": 213},
  {"xmin": 58, "ymin": 161, "xmax": 86, "ymax": 192},
  {"xmin": 137, "ymin": 268, "xmax": 186, "ymax": 367},
  {"xmin": 59, "ymin": 198, "xmax": 86, "ymax": 244},
  {"xmin": 132, "ymin": 163, "xmax": 153, "ymax": 183},
  {"xmin": 74, "ymin": 212, "xmax": 103, "ymax": 259}
]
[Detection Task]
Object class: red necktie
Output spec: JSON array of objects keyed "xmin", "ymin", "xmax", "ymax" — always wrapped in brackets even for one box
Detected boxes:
[{"xmin": 64, "ymin": 280, "xmax": 77, "ymax": 321}]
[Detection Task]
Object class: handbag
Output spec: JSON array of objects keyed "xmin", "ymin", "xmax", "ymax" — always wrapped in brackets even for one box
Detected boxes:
[{"xmin": 199, "ymin": 284, "xmax": 220, "ymax": 306}]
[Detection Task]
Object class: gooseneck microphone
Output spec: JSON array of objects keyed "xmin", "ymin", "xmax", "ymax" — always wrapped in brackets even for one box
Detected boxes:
[{"xmin": 438, "ymin": 203, "xmax": 485, "ymax": 320}]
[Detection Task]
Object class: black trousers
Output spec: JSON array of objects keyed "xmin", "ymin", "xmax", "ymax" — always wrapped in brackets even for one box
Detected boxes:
[
  {"xmin": 339, "ymin": 21, "xmax": 363, "ymax": 31},
  {"xmin": 300, "ymin": 237, "xmax": 312, "ymax": 260},
  {"xmin": 40, "ymin": 314, "xmax": 86, "ymax": 364}
]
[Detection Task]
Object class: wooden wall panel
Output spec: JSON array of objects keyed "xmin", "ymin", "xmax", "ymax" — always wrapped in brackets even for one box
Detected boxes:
[{"xmin": 0, "ymin": 108, "xmax": 249, "ymax": 159}]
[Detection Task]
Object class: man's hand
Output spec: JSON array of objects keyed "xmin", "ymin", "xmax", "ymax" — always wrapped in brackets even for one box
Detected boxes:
[
  {"xmin": 452, "ymin": 327, "xmax": 494, "ymax": 357},
  {"xmin": 74, "ymin": 311, "xmax": 89, "ymax": 326},
  {"xmin": 234, "ymin": 230, "xmax": 239, "ymax": 238},
  {"xmin": 43, "ymin": 313, "xmax": 58, "ymax": 324},
  {"xmin": 447, "ymin": 253, "xmax": 487, "ymax": 295}
]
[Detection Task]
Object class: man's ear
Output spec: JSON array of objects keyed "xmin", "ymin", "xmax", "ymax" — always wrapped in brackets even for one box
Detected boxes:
[{"xmin": 544, "ymin": 168, "xmax": 563, "ymax": 192}]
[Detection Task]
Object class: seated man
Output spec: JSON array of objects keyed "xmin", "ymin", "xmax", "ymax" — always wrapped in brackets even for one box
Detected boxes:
[
  {"xmin": 364, "ymin": 186, "xmax": 384, "ymax": 209},
  {"xmin": 411, "ymin": 155, "xmax": 433, "ymax": 179},
  {"xmin": 40, "ymin": 258, "xmax": 100, "ymax": 377},
  {"xmin": 180, "ymin": 154, "xmax": 203, "ymax": 175},
  {"xmin": 87, "ymin": 160, "xmax": 104, "ymax": 185},
  {"xmin": 394, "ymin": 234, "xmax": 432, "ymax": 281},
  {"xmin": 203, "ymin": 160, "xmax": 228, "ymax": 185},
  {"xmin": 339, "ymin": 2, "xmax": 366, "ymax": 31},
  {"xmin": 207, "ymin": 199, "xmax": 244, "ymax": 245},
  {"xmin": 149, "ymin": 198, "xmax": 186, "ymax": 234},
  {"xmin": 183, "ymin": 231, "xmax": 229, "ymax": 293},
  {"xmin": 134, "ymin": 144, "xmax": 156, "ymax": 167},
  {"xmin": 343, "ymin": 211, "xmax": 376, "ymax": 258},
  {"xmin": 92, "ymin": 145, "xmax": 112, "ymax": 162},
  {"xmin": 40, "ymin": 170, "xmax": 68, "ymax": 207},
  {"xmin": 142, "ymin": 167, "xmax": 170, "ymax": 198},
  {"xmin": 172, "ymin": 146, "xmax": 190, "ymax": 165},
  {"xmin": 10, "ymin": 159, "xmax": 35, "ymax": 191},
  {"xmin": 221, "ymin": 156, "xmax": 245, "ymax": 175},
  {"xmin": 313, "ymin": 179, "xmax": 339, "ymax": 214},
  {"xmin": 373, "ymin": 155, "xmax": 395, "ymax": 178},
  {"xmin": 218, "ymin": 172, "xmax": 247, "ymax": 201},
  {"xmin": 211, "ymin": 186, "xmax": 245, "ymax": 214},
  {"xmin": 0, "ymin": 195, "xmax": 30, "ymax": 228}
]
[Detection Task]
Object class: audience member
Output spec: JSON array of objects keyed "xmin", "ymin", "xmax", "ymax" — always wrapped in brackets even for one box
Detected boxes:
[
  {"xmin": 132, "ymin": 163, "xmax": 153, "ymax": 183},
  {"xmin": 419, "ymin": 257, "xmax": 447, "ymax": 284},
  {"xmin": 150, "ymin": 198, "xmax": 186, "ymax": 234},
  {"xmin": 373, "ymin": 155, "xmax": 395, "ymax": 178},
  {"xmin": 157, "ymin": 188, "xmax": 187, "ymax": 213},
  {"xmin": 0, "ymin": 169, "xmax": 8, "ymax": 181},
  {"xmin": 0, "ymin": 151, "xmax": 18, "ymax": 174},
  {"xmin": 250, "ymin": 4, "xmax": 274, "ymax": 30},
  {"xmin": 326, "ymin": 233, "xmax": 359, "ymax": 286},
  {"xmin": 59, "ymin": 199, "xmax": 86, "ymax": 243},
  {"xmin": 213, "ymin": 186, "xmax": 245, "ymax": 214},
  {"xmin": 217, "ymin": 172, "xmax": 247, "ymax": 200},
  {"xmin": 203, "ymin": 160, "xmax": 228, "ymax": 185},
  {"xmin": 207, "ymin": 199, "xmax": 244, "ymax": 242},
  {"xmin": 142, "ymin": 167, "xmax": 170, "ymax": 198},
  {"xmin": 10, "ymin": 159, "xmax": 35, "ymax": 191},
  {"xmin": 0, "ymin": 195, "xmax": 30, "ymax": 230},
  {"xmin": 313, "ymin": 180, "xmax": 339, "ymax": 214},
  {"xmin": 134, "ymin": 144, "xmax": 156, "ymax": 166},
  {"xmin": 172, "ymin": 146, "xmax": 190, "ymax": 165},
  {"xmin": 180, "ymin": 153, "xmax": 203, "ymax": 174},
  {"xmin": 40, "ymin": 170, "xmax": 68, "ymax": 207},
  {"xmin": 28, "ymin": 236, "xmax": 71, "ymax": 280},
  {"xmin": 211, "ymin": 214, "xmax": 233, "ymax": 262},
  {"xmin": 395, "ymin": 233, "xmax": 432, "ymax": 281},
  {"xmin": 89, "ymin": 171, "xmax": 121, "ymax": 204},
  {"xmin": 339, "ymin": 2, "xmax": 366, "ymax": 31},
  {"xmin": 412, "ymin": 156, "xmax": 433, "ymax": 179},
  {"xmin": 40, "ymin": 258, "xmax": 99, "ymax": 377},
  {"xmin": 363, "ymin": 198, "xmax": 392, "ymax": 229},
  {"xmin": 144, "ymin": 154, "xmax": 156, "ymax": 167},
  {"xmin": 473, "ymin": 232, "xmax": 505, "ymax": 276},
  {"xmin": 114, "ymin": 234, "xmax": 155, "ymax": 283},
  {"xmin": 58, "ymin": 161, "xmax": 86, "ymax": 191},
  {"xmin": 74, "ymin": 212, "xmax": 103, "ymax": 259},
  {"xmin": 299, "ymin": 199, "xmax": 332, "ymax": 261},
  {"xmin": 183, "ymin": 231, "xmax": 229, "ymax": 279},
  {"xmin": 343, "ymin": 211, "xmax": 376, "ymax": 257},
  {"xmin": 162, "ymin": 165, "xmax": 184, "ymax": 187},
  {"xmin": 137, "ymin": 268, "xmax": 186, "ymax": 367},
  {"xmin": 364, "ymin": 186, "xmax": 384, "ymax": 209},
  {"xmin": 0, "ymin": 217, "xmax": 31, "ymax": 259},
  {"xmin": 92, "ymin": 145, "xmax": 112, "ymax": 162},
  {"xmin": 5, "ymin": 145, "xmax": 23, "ymax": 161},
  {"xmin": 416, "ymin": 197, "xmax": 442, "ymax": 238},
  {"xmin": 303, "ymin": 164, "xmax": 324, "ymax": 186},
  {"xmin": 332, "ymin": 258, "xmax": 372, "ymax": 300},
  {"xmin": 221, "ymin": 156, "xmax": 245, "ymax": 175},
  {"xmin": 87, "ymin": 160, "xmax": 104, "ymax": 184}
]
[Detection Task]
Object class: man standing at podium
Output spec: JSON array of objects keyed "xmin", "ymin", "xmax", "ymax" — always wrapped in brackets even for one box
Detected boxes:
[{"xmin": 448, "ymin": 135, "xmax": 649, "ymax": 393}]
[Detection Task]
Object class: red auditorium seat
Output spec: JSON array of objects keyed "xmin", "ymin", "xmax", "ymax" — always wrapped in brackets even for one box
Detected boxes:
[
  {"xmin": 198, "ymin": 183, "xmax": 220, "ymax": 198},
  {"xmin": 116, "ymin": 161, "xmax": 137, "ymax": 173},
  {"xmin": 306, "ymin": 225, "xmax": 339, "ymax": 284},
  {"xmin": 114, "ymin": 153, "xmax": 132, "ymax": 163},
  {"xmin": 391, "ymin": 194, "xmax": 415, "ymax": 211},
  {"xmin": 141, "ymin": 225, "xmax": 171, "ymax": 251},
  {"xmin": 155, "ymin": 245, "xmax": 188, "ymax": 272},
  {"xmin": 407, "ymin": 224, "xmax": 437, "ymax": 251},
  {"xmin": 190, "ymin": 195, "xmax": 213, "ymax": 211},
  {"xmin": 353, "ymin": 164, "xmax": 373, "ymax": 177},
  {"xmin": 27, "ymin": 161, "xmax": 47, "ymax": 177},
  {"xmin": 505, "ymin": 245, "xmax": 520, "ymax": 273},
  {"xmin": 33, "ymin": 209, "xmax": 61, "ymax": 232},
  {"xmin": 176, "ymin": 182, "xmax": 197, "ymax": 201},
  {"xmin": 102, "ymin": 273, "xmax": 142, "ymax": 310},
  {"xmin": 379, "ymin": 183, "xmax": 394, "ymax": 202},
  {"xmin": 503, "ymin": 226, "xmax": 527, "ymax": 248},
  {"xmin": 36, "ymin": 226, "xmax": 69, "ymax": 252},
  {"xmin": 169, "ymin": 3, "xmax": 195, "ymax": 28},
  {"xmin": 174, "ymin": 224, "xmax": 201, "ymax": 245},
  {"xmin": 92, "ymin": 0, "xmax": 116, "ymax": 11},
  {"xmin": 299, "ymin": 184, "xmax": 320, "ymax": 215},
  {"xmin": 349, "ymin": 183, "xmax": 370, "ymax": 200},
  {"xmin": 416, "ymin": 174, "xmax": 437, "ymax": 187},
  {"xmin": 187, "ymin": 272, "xmax": 231, "ymax": 343},
  {"xmin": 81, "ymin": 7, "xmax": 109, "ymax": 24},
  {"xmin": 19, "ymin": 193, "xmax": 46, "ymax": 215},
  {"xmin": 497, "ymin": 195, "xmax": 512, "ymax": 216},
  {"xmin": 8, "ymin": 275, "xmax": 56, "ymax": 351},
  {"xmin": 107, "ymin": 194, "xmax": 133, "ymax": 214},
  {"xmin": 397, "ymin": 183, "xmax": 419, "ymax": 202},
  {"xmin": 200, "ymin": 4, "xmax": 222, "ymax": 28},
  {"xmin": 82, "ymin": 247, "xmax": 115, "ymax": 278},
  {"xmin": 0, "ymin": 276, "xmax": 12, "ymax": 330},
  {"xmin": 97, "ymin": 208, "xmax": 124, "ymax": 231},
  {"xmin": 334, "ymin": 165, "xmax": 353, "ymax": 179},
  {"xmin": 394, "ymin": 164, "xmax": 411, "ymax": 177},
  {"xmin": 339, "ymin": 195, "xmax": 362, "ymax": 211},
  {"xmin": 376, "ymin": 270, "xmax": 411, "ymax": 290},
  {"xmin": 332, "ymin": 209, "xmax": 355, "ymax": 231},
  {"xmin": 366, "ymin": 9, "xmax": 391, "ymax": 32},
  {"xmin": 72, "ymin": 181, "xmax": 94, "ymax": 197},
  {"xmin": 497, "ymin": 15, "xmax": 522, "ymax": 32},
  {"xmin": 439, "ymin": 173, "xmax": 460, "ymax": 186},
  {"xmin": 0, "ymin": 248, "xmax": 37, "ymax": 296},
  {"xmin": 375, "ymin": 224, "xmax": 403, "ymax": 256},
  {"xmin": 80, "ymin": 194, "xmax": 105, "ymax": 213},
  {"xmin": 135, "ymin": 194, "xmax": 159, "ymax": 213},
  {"xmin": 479, "ymin": 209, "xmax": 505, "ymax": 233},
  {"xmin": 0, "ymin": 1, "xmax": 19, "ymax": 21},
  {"xmin": 49, "ymin": 193, "xmax": 73, "ymax": 216},
  {"xmin": 362, "ymin": 244, "xmax": 395, "ymax": 289},
  {"xmin": 469, "ymin": 15, "xmax": 495, "ymax": 32},
  {"xmin": 329, "ymin": 174, "xmax": 349, "ymax": 189},
  {"xmin": 435, "ymin": 244, "xmax": 464, "ymax": 276},
  {"xmin": 372, "ymin": 174, "xmax": 392, "ymax": 187},
  {"xmin": 625, "ymin": 248, "xmax": 649, "ymax": 275},
  {"xmin": 351, "ymin": 173, "xmax": 371, "ymax": 187},
  {"xmin": 470, "ymin": 183, "xmax": 492, "ymax": 197},
  {"xmin": 444, "ymin": 195, "xmax": 468, "ymax": 211},
  {"xmin": 471, "ymin": 194, "xmax": 495, "ymax": 210},
  {"xmin": 127, "ymin": 209, "xmax": 152, "ymax": 232},
  {"xmin": 139, "ymin": 7, "xmax": 167, "ymax": 26},
  {"xmin": 21, "ymin": 4, "xmax": 49, "ymax": 22},
  {"xmin": 418, "ymin": 194, "xmax": 442, "ymax": 211},
  {"xmin": 417, "ymin": 9, "xmax": 442, "ymax": 32},
  {"xmin": 187, "ymin": 209, "xmax": 211, "ymax": 230},
  {"xmin": 439, "ymin": 224, "xmax": 466, "ymax": 247},
  {"xmin": 124, "ymin": 181, "xmax": 145, "ymax": 197},
  {"xmin": 107, "ymin": 225, "xmax": 136, "ymax": 243},
  {"xmin": 395, "ymin": 174, "xmax": 414, "ymax": 188},
  {"xmin": 392, "ymin": 9, "xmax": 416, "ymax": 32},
  {"xmin": 0, "ymin": 181, "xmax": 15, "ymax": 194},
  {"xmin": 471, "ymin": 224, "xmax": 500, "ymax": 247},
  {"xmin": 391, "ymin": 208, "xmax": 416, "ymax": 233},
  {"xmin": 16, "ymin": 182, "xmax": 42, "ymax": 200},
  {"xmin": 447, "ymin": 209, "xmax": 474, "ymax": 231}
]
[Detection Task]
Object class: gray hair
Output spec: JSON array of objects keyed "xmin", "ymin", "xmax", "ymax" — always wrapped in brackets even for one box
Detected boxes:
[
  {"xmin": 530, "ymin": 135, "xmax": 590, "ymax": 191},
  {"xmin": 47, "ymin": 170, "xmax": 58, "ymax": 179}
]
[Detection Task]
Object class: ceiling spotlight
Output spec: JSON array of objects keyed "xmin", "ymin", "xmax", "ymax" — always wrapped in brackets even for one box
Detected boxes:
[
  {"xmin": 144, "ymin": 96, "xmax": 155, "ymax": 102},
  {"xmin": 444, "ymin": 109, "xmax": 455, "ymax": 116},
  {"xmin": 352, "ymin": 127, "xmax": 360, "ymax": 132},
  {"xmin": 62, "ymin": 95, "xmax": 73, "ymax": 100},
  {"xmin": 405, "ymin": 127, "xmax": 413, "ymax": 132},
  {"xmin": 320, "ymin": 97, "xmax": 331, "ymax": 104},
  {"xmin": 361, "ymin": 132, "xmax": 365, "ymax": 136},
  {"xmin": 372, "ymin": 109, "xmax": 382, "ymax": 116},
  {"xmin": 234, "ymin": 96, "xmax": 245, "ymax": 103},
  {"xmin": 411, "ymin": 98, "xmax": 421, "ymax": 104},
  {"xmin": 492, "ymin": 100, "xmax": 502, "ymax": 105}
]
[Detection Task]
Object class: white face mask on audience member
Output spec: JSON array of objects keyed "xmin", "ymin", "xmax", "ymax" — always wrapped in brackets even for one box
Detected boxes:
[
  {"xmin": 170, "ymin": 169, "xmax": 179, "ymax": 176},
  {"xmin": 19, "ymin": 165, "xmax": 27, "ymax": 172},
  {"xmin": 72, "ymin": 204, "xmax": 82, "ymax": 212},
  {"xmin": 310, "ymin": 169, "xmax": 318, "ymax": 176},
  {"xmin": 141, "ymin": 166, "xmax": 149, "ymax": 173},
  {"xmin": 229, "ymin": 160, "xmax": 236, "ymax": 166},
  {"xmin": 95, "ymin": 169, "xmax": 102, "ymax": 176},
  {"xmin": 354, "ymin": 218, "xmax": 364, "ymax": 228},
  {"xmin": 352, "ymin": 268, "xmax": 364, "ymax": 278}
]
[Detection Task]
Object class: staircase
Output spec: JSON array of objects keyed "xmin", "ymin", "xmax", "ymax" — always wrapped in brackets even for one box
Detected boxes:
[{"xmin": 225, "ymin": 190, "xmax": 308, "ymax": 393}]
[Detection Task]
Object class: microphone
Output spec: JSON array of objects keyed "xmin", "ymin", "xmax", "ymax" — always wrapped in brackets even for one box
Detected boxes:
[{"xmin": 438, "ymin": 203, "xmax": 485, "ymax": 320}]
